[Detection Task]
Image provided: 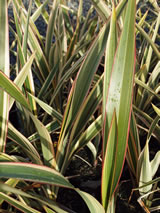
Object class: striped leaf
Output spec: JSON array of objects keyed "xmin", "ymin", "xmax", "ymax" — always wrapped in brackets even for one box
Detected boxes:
[
  {"xmin": 56, "ymin": 23, "xmax": 110, "ymax": 171},
  {"xmin": 138, "ymin": 112, "xmax": 160, "ymax": 196},
  {"xmin": 8, "ymin": 122, "xmax": 42, "ymax": 164},
  {"xmin": 102, "ymin": 110, "xmax": 118, "ymax": 210},
  {"xmin": 29, "ymin": 113, "xmax": 56, "ymax": 168},
  {"xmin": 0, "ymin": 162, "xmax": 73, "ymax": 188},
  {"xmin": 9, "ymin": 53, "xmax": 35, "ymax": 110},
  {"xmin": 28, "ymin": 93, "xmax": 63, "ymax": 123},
  {"xmin": 0, "ymin": 193, "xmax": 41, "ymax": 213},
  {"xmin": 22, "ymin": 0, "xmax": 37, "ymax": 115},
  {"xmin": 127, "ymin": 111, "xmax": 141, "ymax": 177},
  {"xmin": 12, "ymin": 0, "xmax": 50, "ymax": 80},
  {"xmin": 76, "ymin": 189, "xmax": 105, "ymax": 213},
  {"xmin": 102, "ymin": 0, "xmax": 136, "ymax": 209},
  {"xmin": 0, "ymin": 0, "xmax": 10, "ymax": 152},
  {"xmin": 0, "ymin": 71, "xmax": 31, "ymax": 111}
]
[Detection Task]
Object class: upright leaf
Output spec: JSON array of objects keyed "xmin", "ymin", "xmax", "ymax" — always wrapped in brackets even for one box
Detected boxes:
[
  {"xmin": 29, "ymin": 113, "xmax": 56, "ymax": 168},
  {"xmin": 127, "ymin": 111, "xmax": 141, "ymax": 177},
  {"xmin": 137, "ymin": 110, "xmax": 160, "ymax": 196},
  {"xmin": 45, "ymin": 0, "xmax": 59, "ymax": 60},
  {"xmin": 23, "ymin": 0, "xmax": 37, "ymax": 115},
  {"xmin": 102, "ymin": 111, "xmax": 118, "ymax": 210},
  {"xmin": 103, "ymin": 4, "xmax": 117, "ymax": 121},
  {"xmin": 56, "ymin": 23, "xmax": 110, "ymax": 171},
  {"xmin": 9, "ymin": 53, "xmax": 35, "ymax": 110},
  {"xmin": 12, "ymin": 0, "xmax": 51, "ymax": 80},
  {"xmin": 0, "ymin": 0, "xmax": 10, "ymax": 152},
  {"xmin": 102, "ymin": 0, "xmax": 136, "ymax": 209},
  {"xmin": 138, "ymin": 142, "xmax": 153, "ymax": 195},
  {"xmin": 56, "ymin": 0, "xmax": 130, "ymax": 175},
  {"xmin": 0, "ymin": 71, "xmax": 31, "ymax": 111}
]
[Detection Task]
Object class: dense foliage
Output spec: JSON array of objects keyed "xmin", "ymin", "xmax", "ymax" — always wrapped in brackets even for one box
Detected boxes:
[{"xmin": 0, "ymin": 0, "xmax": 159, "ymax": 212}]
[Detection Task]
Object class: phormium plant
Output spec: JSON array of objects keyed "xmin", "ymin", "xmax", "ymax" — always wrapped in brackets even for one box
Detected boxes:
[{"xmin": 0, "ymin": 0, "xmax": 159, "ymax": 212}]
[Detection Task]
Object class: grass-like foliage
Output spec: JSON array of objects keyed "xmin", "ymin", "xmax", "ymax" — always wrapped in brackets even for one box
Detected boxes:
[{"xmin": 0, "ymin": 0, "xmax": 159, "ymax": 212}]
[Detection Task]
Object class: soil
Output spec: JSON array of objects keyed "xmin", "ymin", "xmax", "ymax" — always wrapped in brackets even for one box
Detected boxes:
[{"xmin": 57, "ymin": 149, "xmax": 144, "ymax": 213}]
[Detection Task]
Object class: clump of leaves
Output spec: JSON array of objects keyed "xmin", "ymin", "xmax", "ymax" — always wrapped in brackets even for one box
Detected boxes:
[{"xmin": 0, "ymin": 0, "xmax": 159, "ymax": 213}]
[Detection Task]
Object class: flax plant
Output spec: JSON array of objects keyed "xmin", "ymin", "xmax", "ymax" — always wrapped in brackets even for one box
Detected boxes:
[
  {"xmin": 0, "ymin": 0, "xmax": 159, "ymax": 212},
  {"xmin": 0, "ymin": 0, "xmax": 105, "ymax": 212}
]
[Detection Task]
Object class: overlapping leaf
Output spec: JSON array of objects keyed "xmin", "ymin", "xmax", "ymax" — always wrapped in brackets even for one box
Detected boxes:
[
  {"xmin": 102, "ymin": 0, "xmax": 136, "ymax": 209},
  {"xmin": 0, "ymin": 71, "xmax": 31, "ymax": 111}
]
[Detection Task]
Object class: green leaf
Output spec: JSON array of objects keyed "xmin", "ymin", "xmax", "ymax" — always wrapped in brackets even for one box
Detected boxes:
[
  {"xmin": 0, "ymin": 0, "xmax": 10, "ymax": 152},
  {"xmin": 86, "ymin": 140, "xmax": 98, "ymax": 164},
  {"xmin": 69, "ymin": 74, "xmax": 103, "ymax": 144},
  {"xmin": 23, "ymin": 0, "xmax": 37, "ymax": 115},
  {"xmin": 0, "ymin": 179, "xmax": 19, "ymax": 205},
  {"xmin": 102, "ymin": 110, "xmax": 118, "ymax": 209},
  {"xmin": 0, "ymin": 153, "xmax": 18, "ymax": 162},
  {"xmin": 28, "ymin": 93, "xmax": 63, "ymax": 123},
  {"xmin": 133, "ymin": 105, "xmax": 160, "ymax": 141},
  {"xmin": 127, "ymin": 111, "xmax": 141, "ymax": 177},
  {"xmin": 69, "ymin": 115, "xmax": 102, "ymax": 161},
  {"xmin": 145, "ymin": 12, "xmax": 160, "ymax": 73},
  {"xmin": 91, "ymin": 0, "xmax": 111, "ymax": 21},
  {"xmin": 49, "ymin": 54, "xmax": 85, "ymax": 105},
  {"xmin": 68, "ymin": 24, "xmax": 109, "ymax": 125},
  {"xmin": 59, "ymin": 115, "xmax": 102, "ymax": 174},
  {"xmin": 103, "ymin": 3, "xmax": 117, "ymax": 126},
  {"xmin": 91, "ymin": 0, "xmax": 128, "ymax": 23},
  {"xmin": 9, "ymin": 53, "xmax": 35, "ymax": 110},
  {"xmin": 136, "ymin": 11, "xmax": 148, "ymax": 35},
  {"xmin": 0, "ymin": 181, "xmax": 69, "ymax": 213},
  {"xmin": 45, "ymin": 0, "xmax": 59, "ymax": 60},
  {"xmin": 56, "ymin": 22, "xmax": 110, "ymax": 171},
  {"xmin": 138, "ymin": 114, "xmax": 160, "ymax": 196},
  {"xmin": 0, "ymin": 165, "xmax": 105, "ymax": 213},
  {"xmin": 0, "ymin": 71, "xmax": 31, "ymax": 111},
  {"xmin": 152, "ymin": 104, "xmax": 160, "ymax": 117},
  {"xmin": 43, "ymin": 206, "xmax": 56, "ymax": 213},
  {"xmin": 12, "ymin": 0, "xmax": 50, "ymax": 80},
  {"xmin": 37, "ymin": 64, "xmax": 58, "ymax": 99},
  {"xmin": 148, "ymin": 0, "xmax": 160, "ymax": 12},
  {"xmin": 28, "ymin": 120, "xmax": 60, "ymax": 143},
  {"xmin": 0, "ymin": 193, "xmax": 41, "ymax": 213},
  {"xmin": 65, "ymin": 0, "xmax": 82, "ymax": 61},
  {"xmin": 0, "ymin": 162, "xmax": 73, "ymax": 188},
  {"xmin": 136, "ymin": 23, "xmax": 160, "ymax": 60},
  {"xmin": 102, "ymin": 0, "xmax": 136, "ymax": 209},
  {"xmin": 138, "ymin": 142, "xmax": 152, "ymax": 195},
  {"xmin": 76, "ymin": 189, "xmax": 105, "ymax": 213},
  {"xmin": 33, "ymin": 0, "xmax": 49, "ymax": 23},
  {"xmin": 29, "ymin": 113, "xmax": 56, "ymax": 168},
  {"xmin": 23, "ymin": 0, "xmax": 32, "ymax": 59},
  {"xmin": 146, "ymin": 115, "xmax": 159, "ymax": 143},
  {"xmin": 148, "ymin": 61, "xmax": 160, "ymax": 90},
  {"xmin": 8, "ymin": 122, "xmax": 42, "ymax": 164},
  {"xmin": 150, "ymin": 151, "xmax": 160, "ymax": 178},
  {"xmin": 0, "ymin": 0, "xmax": 9, "ymax": 75},
  {"xmin": 56, "ymin": 0, "xmax": 130, "ymax": 176}
]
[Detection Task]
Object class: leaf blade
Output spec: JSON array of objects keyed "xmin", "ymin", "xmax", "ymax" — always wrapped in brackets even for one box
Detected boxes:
[
  {"xmin": 0, "ymin": 0, "xmax": 10, "ymax": 152},
  {"xmin": 0, "ymin": 71, "xmax": 31, "ymax": 111},
  {"xmin": 0, "ymin": 162, "xmax": 73, "ymax": 188},
  {"xmin": 102, "ymin": 0, "xmax": 136, "ymax": 209}
]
